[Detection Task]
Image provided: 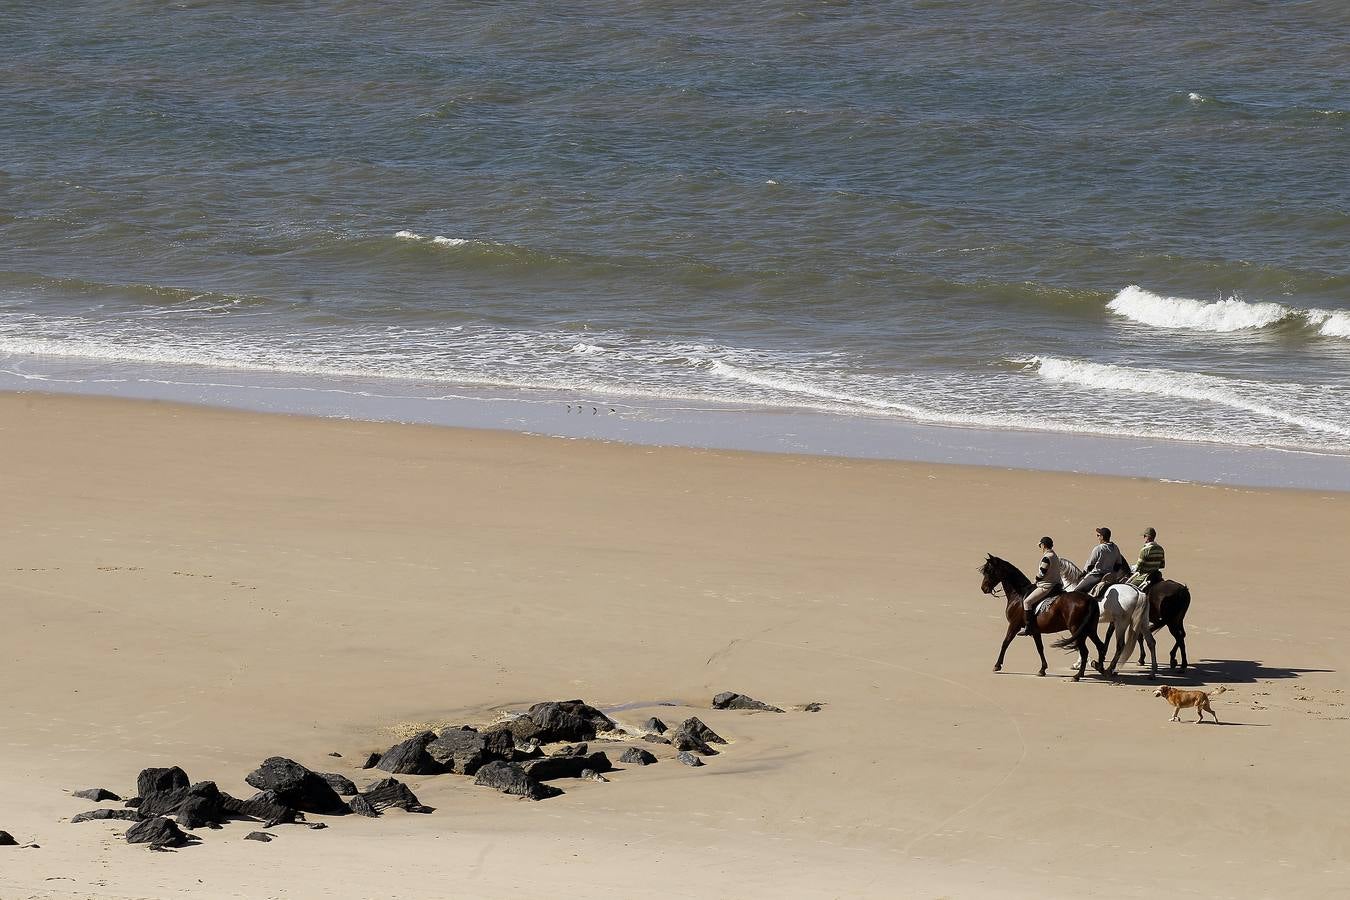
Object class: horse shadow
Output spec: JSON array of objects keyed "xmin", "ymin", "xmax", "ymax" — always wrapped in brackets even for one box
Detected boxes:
[{"xmin": 1154, "ymin": 658, "xmax": 1333, "ymax": 686}]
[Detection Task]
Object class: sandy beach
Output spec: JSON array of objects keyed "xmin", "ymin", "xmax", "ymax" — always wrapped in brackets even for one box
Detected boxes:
[{"xmin": 1, "ymin": 392, "xmax": 1347, "ymax": 899}]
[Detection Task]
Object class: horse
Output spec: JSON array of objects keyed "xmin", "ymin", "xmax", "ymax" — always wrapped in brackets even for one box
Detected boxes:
[
  {"xmin": 1055, "ymin": 558, "xmax": 1157, "ymax": 679},
  {"xmin": 1094, "ymin": 584, "xmax": 1157, "ymax": 678},
  {"xmin": 1112, "ymin": 579, "xmax": 1192, "ymax": 670},
  {"xmin": 978, "ymin": 555, "xmax": 1103, "ymax": 681}
]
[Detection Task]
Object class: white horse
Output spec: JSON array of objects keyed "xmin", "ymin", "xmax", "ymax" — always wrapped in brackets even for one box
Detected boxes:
[{"xmin": 1059, "ymin": 558, "xmax": 1157, "ymax": 678}]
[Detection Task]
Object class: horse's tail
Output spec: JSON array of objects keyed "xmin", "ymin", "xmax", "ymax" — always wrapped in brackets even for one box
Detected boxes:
[
  {"xmin": 1121, "ymin": 588, "xmax": 1149, "ymax": 661},
  {"xmin": 1051, "ymin": 594, "xmax": 1100, "ymax": 650}
]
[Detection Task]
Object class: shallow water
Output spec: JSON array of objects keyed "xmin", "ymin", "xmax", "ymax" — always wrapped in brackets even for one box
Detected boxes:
[{"xmin": 3, "ymin": 2, "xmax": 1348, "ymax": 462}]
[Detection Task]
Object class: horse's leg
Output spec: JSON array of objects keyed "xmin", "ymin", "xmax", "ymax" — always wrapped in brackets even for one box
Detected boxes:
[
  {"xmin": 1144, "ymin": 626, "xmax": 1158, "ymax": 679},
  {"xmin": 1140, "ymin": 619, "xmax": 1164, "ymax": 665},
  {"xmin": 1097, "ymin": 621, "xmax": 1114, "ymax": 672},
  {"xmin": 1168, "ymin": 621, "xmax": 1187, "ymax": 671},
  {"xmin": 1105, "ymin": 620, "xmax": 1128, "ymax": 678},
  {"xmin": 1074, "ymin": 633, "xmax": 1088, "ymax": 682},
  {"xmin": 1031, "ymin": 631, "xmax": 1048, "ymax": 677},
  {"xmin": 994, "ymin": 621, "xmax": 1018, "ymax": 672}
]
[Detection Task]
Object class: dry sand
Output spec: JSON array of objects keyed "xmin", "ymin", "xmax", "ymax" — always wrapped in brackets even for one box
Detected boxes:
[{"xmin": 1, "ymin": 392, "xmax": 1346, "ymax": 899}]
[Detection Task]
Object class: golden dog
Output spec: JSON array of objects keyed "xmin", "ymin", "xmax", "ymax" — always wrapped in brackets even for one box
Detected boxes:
[{"xmin": 1154, "ymin": 684, "xmax": 1227, "ymax": 723}]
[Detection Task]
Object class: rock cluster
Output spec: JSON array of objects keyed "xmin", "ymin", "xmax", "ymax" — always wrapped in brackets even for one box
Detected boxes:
[{"xmin": 64, "ymin": 691, "xmax": 797, "ymax": 851}]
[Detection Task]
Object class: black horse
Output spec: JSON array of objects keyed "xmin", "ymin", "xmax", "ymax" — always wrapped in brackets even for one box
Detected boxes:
[{"xmin": 979, "ymin": 555, "xmax": 1104, "ymax": 681}]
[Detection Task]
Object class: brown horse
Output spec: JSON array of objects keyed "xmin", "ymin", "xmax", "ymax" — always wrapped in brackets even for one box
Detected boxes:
[
  {"xmin": 979, "ymin": 554, "xmax": 1104, "ymax": 681},
  {"xmin": 1106, "ymin": 579, "xmax": 1191, "ymax": 671}
]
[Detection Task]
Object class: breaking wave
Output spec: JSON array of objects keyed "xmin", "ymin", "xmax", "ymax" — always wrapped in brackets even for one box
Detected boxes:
[{"xmin": 1106, "ymin": 285, "xmax": 1350, "ymax": 338}]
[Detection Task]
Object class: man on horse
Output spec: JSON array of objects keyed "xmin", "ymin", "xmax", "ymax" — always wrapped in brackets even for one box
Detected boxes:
[
  {"xmin": 1127, "ymin": 527, "xmax": 1166, "ymax": 589},
  {"xmin": 1018, "ymin": 536, "xmax": 1061, "ymax": 636},
  {"xmin": 1071, "ymin": 526, "xmax": 1126, "ymax": 595}
]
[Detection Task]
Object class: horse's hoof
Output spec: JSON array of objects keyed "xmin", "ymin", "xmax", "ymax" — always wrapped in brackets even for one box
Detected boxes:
[
  {"xmin": 993, "ymin": 665, "xmax": 1002, "ymax": 672},
  {"xmin": 1037, "ymin": 670, "xmax": 1047, "ymax": 677},
  {"xmin": 1071, "ymin": 675, "xmax": 1081, "ymax": 682}
]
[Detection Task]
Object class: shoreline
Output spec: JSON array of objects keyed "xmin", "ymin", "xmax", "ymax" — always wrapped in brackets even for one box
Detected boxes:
[{"xmin": 4, "ymin": 356, "xmax": 1350, "ymax": 493}]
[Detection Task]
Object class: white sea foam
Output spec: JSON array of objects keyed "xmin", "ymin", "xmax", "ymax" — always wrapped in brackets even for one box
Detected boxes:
[
  {"xmin": 569, "ymin": 342, "xmax": 605, "ymax": 355},
  {"xmin": 1028, "ymin": 356, "xmax": 1350, "ymax": 439},
  {"xmin": 395, "ymin": 229, "xmax": 469, "ymax": 247},
  {"xmin": 1107, "ymin": 285, "xmax": 1288, "ymax": 331},
  {"xmin": 1107, "ymin": 285, "xmax": 1350, "ymax": 339},
  {"xmin": 1187, "ymin": 92, "xmax": 1208, "ymax": 103},
  {"xmin": 1307, "ymin": 309, "xmax": 1350, "ymax": 338}
]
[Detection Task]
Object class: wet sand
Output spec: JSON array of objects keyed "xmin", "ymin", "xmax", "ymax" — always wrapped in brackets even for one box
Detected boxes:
[{"xmin": 1, "ymin": 392, "xmax": 1346, "ymax": 898}]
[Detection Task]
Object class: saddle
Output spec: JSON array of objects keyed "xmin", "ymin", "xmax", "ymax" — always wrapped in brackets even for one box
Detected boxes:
[
  {"xmin": 1089, "ymin": 570, "xmax": 1128, "ymax": 598},
  {"xmin": 1035, "ymin": 593, "xmax": 1059, "ymax": 617}
]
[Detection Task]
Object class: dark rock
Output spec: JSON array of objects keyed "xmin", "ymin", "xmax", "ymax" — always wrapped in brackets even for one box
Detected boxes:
[
  {"xmin": 245, "ymin": 757, "xmax": 348, "ymax": 815},
  {"xmin": 319, "ymin": 773, "xmax": 358, "ymax": 796},
  {"xmin": 221, "ymin": 790, "xmax": 300, "ymax": 827},
  {"xmin": 135, "ymin": 767, "xmax": 189, "ymax": 803},
  {"xmin": 550, "ymin": 743, "xmax": 588, "ymax": 757},
  {"xmin": 488, "ymin": 717, "xmax": 544, "ymax": 745},
  {"xmin": 473, "ymin": 760, "xmax": 563, "ymax": 800},
  {"xmin": 619, "ymin": 747, "xmax": 658, "ymax": 766},
  {"xmin": 522, "ymin": 751, "xmax": 612, "ymax": 782},
  {"xmin": 306, "ymin": 822, "xmax": 328, "ymax": 830},
  {"xmin": 360, "ymin": 752, "xmax": 381, "ymax": 769},
  {"xmin": 73, "ymin": 788, "xmax": 121, "ymax": 802},
  {"xmin": 579, "ymin": 769, "xmax": 609, "ymax": 782},
  {"xmin": 523, "ymin": 700, "xmax": 617, "ymax": 743},
  {"xmin": 71, "ymin": 809, "xmax": 141, "ymax": 823},
  {"xmin": 642, "ymin": 734, "xmax": 671, "ymax": 745},
  {"xmin": 327, "ymin": 752, "xmax": 342, "ymax": 758},
  {"xmin": 802, "ymin": 701, "xmax": 825, "ymax": 713},
  {"xmin": 676, "ymin": 751, "xmax": 705, "ymax": 767},
  {"xmin": 677, "ymin": 717, "xmax": 727, "ymax": 745},
  {"xmin": 360, "ymin": 777, "xmax": 432, "ymax": 813},
  {"xmin": 641, "ymin": 717, "xmax": 668, "ymax": 734},
  {"xmin": 0, "ymin": 831, "xmax": 16, "ymax": 846},
  {"xmin": 175, "ymin": 783, "xmax": 229, "ymax": 829},
  {"xmin": 374, "ymin": 732, "xmax": 445, "ymax": 776},
  {"xmin": 671, "ymin": 719, "xmax": 721, "ymax": 755},
  {"xmin": 123, "ymin": 797, "xmax": 142, "ymax": 808},
  {"xmin": 244, "ymin": 831, "xmax": 273, "ymax": 842},
  {"xmin": 426, "ymin": 727, "xmax": 496, "ymax": 775},
  {"xmin": 346, "ymin": 795, "xmax": 379, "ymax": 818},
  {"xmin": 512, "ymin": 739, "xmax": 544, "ymax": 761},
  {"xmin": 712, "ymin": 692, "xmax": 784, "ymax": 713},
  {"xmin": 138, "ymin": 781, "xmax": 228, "ymax": 829},
  {"xmin": 126, "ymin": 816, "xmax": 190, "ymax": 849}
]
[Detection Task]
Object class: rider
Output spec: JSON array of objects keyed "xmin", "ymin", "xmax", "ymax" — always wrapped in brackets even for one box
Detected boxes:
[
  {"xmin": 1019, "ymin": 536, "xmax": 1061, "ymax": 636},
  {"xmin": 1072, "ymin": 526, "xmax": 1125, "ymax": 594},
  {"xmin": 1127, "ymin": 527, "xmax": 1166, "ymax": 589}
]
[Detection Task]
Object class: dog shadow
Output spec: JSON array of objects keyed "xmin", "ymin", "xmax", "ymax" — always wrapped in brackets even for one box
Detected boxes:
[{"xmin": 1156, "ymin": 659, "xmax": 1333, "ymax": 686}]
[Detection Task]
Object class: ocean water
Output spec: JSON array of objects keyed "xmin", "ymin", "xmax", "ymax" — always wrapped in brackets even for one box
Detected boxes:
[{"xmin": 3, "ymin": 2, "xmax": 1349, "ymax": 464}]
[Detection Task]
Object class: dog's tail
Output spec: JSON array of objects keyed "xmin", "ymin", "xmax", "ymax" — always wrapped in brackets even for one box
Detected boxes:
[{"xmin": 1051, "ymin": 594, "xmax": 1100, "ymax": 651}]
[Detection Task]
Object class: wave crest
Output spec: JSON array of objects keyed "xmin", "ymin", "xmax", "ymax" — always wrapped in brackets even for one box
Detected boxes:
[
  {"xmin": 1106, "ymin": 285, "xmax": 1350, "ymax": 339},
  {"xmin": 1106, "ymin": 285, "xmax": 1288, "ymax": 331}
]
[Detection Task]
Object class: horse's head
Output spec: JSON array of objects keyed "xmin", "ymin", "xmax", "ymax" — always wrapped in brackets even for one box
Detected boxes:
[{"xmin": 979, "ymin": 554, "xmax": 1000, "ymax": 594}]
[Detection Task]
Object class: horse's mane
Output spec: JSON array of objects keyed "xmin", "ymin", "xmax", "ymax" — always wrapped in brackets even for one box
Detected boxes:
[
  {"xmin": 1059, "ymin": 556, "xmax": 1084, "ymax": 587},
  {"xmin": 988, "ymin": 556, "xmax": 1032, "ymax": 596}
]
